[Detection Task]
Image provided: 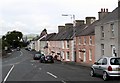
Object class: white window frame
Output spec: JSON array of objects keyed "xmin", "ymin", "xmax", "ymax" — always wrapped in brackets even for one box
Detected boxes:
[
  {"xmin": 111, "ymin": 23, "xmax": 115, "ymax": 37},
  {"xmin": 83, "ymin": 49, "xmax": 86, "ymax": 62},
  {"xmin": 101, "ymin": 44, "xmax": 104, "ymax": 56},
  {"xmin": 66, "ymin": 51, "xmax": 70, "ymax": 60},
  {"xmin": 89, "ymin": 49, "xmax": 92, "ymax": 61},
  {"xmin": 84, "ymin": 37, "xmax": 86, "ymax": 45},
  {"xmin": 101, "ymin": 26, "xmax": 104, "ymax": 38},
  {"xmin": 89, "ymin": 36, "xmax": 92, "ymax": 45}
]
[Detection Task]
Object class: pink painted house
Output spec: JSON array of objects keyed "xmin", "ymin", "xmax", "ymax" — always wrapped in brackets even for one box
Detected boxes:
[{"xmin": 75, "ymin": 18, "xmax": 98, "ymax": 65}]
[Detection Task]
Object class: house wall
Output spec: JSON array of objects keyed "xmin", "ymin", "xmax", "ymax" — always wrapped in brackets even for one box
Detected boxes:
[
  {"xmin": 62, "ymin": 40, "xmax": 72, "ymax": 61},
  {"xmin": 35, "ymin": 41, "xmax": 38, "ymax": 52},
  {"xmin": 48, "ymin": 40, "xmax": 73, "ymax": 62},
  {"xmin": 118, "ymin": 21, "xmax": 120, "ymax": 57},
  {"xmin": 76, "ymin": 36, "xmax": 95, "ymax": 64},
  {"xmin": 40, "ymin": 41, "xmax": 47, "ymax": 55},
  {"xmin": 48, "ymin": 41, "xmax": 62, "ymax": 59},
  {"xmin": 95, "ymin": 20, "xmax": 119, "ymax": 61},
  {"xmin": 30, "ymin": 41, "xmax": 35, "ymax": 50}
]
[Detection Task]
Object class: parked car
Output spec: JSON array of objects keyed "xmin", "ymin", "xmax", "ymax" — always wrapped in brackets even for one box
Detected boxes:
[
  {"xmin": 33, "ymin": 53, "xmax": 44, "ymax": 60},
  {"xmin": 40, "ymin": 55, "xmax": 54, "ymax": 63},
  {"xmin": 90, "ymin": 56, "xmax": 120, "ymax": 81},
  {"xmin": 39, "ymin": 55, "xmax": 46, "ymax": 63},
  {"xmin": 45, "ymin": 55, "xmax": 54, "ymax": 63},
  {"xmin": 25, "ymin": 47, "xmax": 28, "ymax": 50}
]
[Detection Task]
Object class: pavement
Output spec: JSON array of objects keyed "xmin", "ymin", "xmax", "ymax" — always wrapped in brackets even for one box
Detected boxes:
[{"xmin": 62, "ymin": 61, "xmax": 92, "ymax": 68}]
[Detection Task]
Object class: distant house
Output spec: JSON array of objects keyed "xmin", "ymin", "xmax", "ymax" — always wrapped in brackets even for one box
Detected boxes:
[
  {"xmin": 40, "ymin": 33, "xmax": 56, "ymax": 56},
  {"xmin": 29, "ymin": 39, "xmax": 35, "ymax": 50},
  {"xmin": 95, "ymin": 5, "xmax": 120, "ymax": 60},
  {"xmin": 34, "ymin": 36, "xmax": 41, "ymax": 52}
]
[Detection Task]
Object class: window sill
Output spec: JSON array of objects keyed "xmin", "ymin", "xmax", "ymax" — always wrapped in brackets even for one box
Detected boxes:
[
  {"xmin": 89, "ymin": 59, "xmax": 92, "ymax": 61},
  {"xmin": 110, "ymin": 37, "xmax": 115, "ymax": 39},
  {"xmin": 101, "ymin": 38, "xmax": 104, "ymax": 40}
]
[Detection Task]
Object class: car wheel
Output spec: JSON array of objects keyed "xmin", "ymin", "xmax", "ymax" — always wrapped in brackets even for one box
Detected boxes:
[
  {"xmin": 103, "ymin": 72, "xmax": 109, "ymax": 81},
  {"xmin": 90, "ymin": 69, "xmax": 95, "ymax": 77}
]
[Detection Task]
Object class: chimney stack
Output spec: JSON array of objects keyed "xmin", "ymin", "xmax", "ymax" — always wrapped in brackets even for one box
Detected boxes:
[
  {"xmin": 85, "ymin": 17, "xmax": 96, "ymax": 25},
  {"xmin": 65, "ymin": 23, "xmax": 73, "ymax": 30},
  {"xmin": 75, "ymin": 20, "xmax": 85, "ymax": 26},
  {"xmin": 118, "ymin": 0, "xmax": 120, "ymax": 7},
  {"xmin": 98, "ymin": 8, "xmax": 110, "ymax": 20},
  {"xmin": 58, "ymin": 25, "xmax": 65, "ymax": 32}
]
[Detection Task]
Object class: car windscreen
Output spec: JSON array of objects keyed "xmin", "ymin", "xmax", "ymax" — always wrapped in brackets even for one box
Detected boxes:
[
  {"xmin": 46, "ymin": 56, "xmax": 53, "ymax": 59},
  {"xmin": 35, "ymin": 54, "xmax": 40, "ymax": 57},
  {"xmin": 110, "ymin": 58, "xmax": 120, "ymax": 65}
]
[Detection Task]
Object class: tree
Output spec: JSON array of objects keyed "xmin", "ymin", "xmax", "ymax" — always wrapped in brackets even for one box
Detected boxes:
[{"xmin": 2, "ymin": 30, "xmax": 23, "ymax": 48}]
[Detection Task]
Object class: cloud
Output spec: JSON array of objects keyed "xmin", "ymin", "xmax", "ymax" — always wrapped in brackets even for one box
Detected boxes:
[{"xmin": 0, "ymin": 0, "xmax": 118, "ymax": 35}]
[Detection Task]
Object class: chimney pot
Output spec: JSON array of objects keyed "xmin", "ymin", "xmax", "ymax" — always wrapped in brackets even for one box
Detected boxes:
[
  {"xmin": 98, "ymin": 8, "xmax": 110, "ymax": 20},
  {"xmin": 101, "ymin": 8, "xmax": 103, "ymax": 12},
  {"xmin": 104, "ymin": 8, "xmax": 105, "ymax": 12},
  {"xmin": 106, "ymin": 8, "xmax": 108, "ymax": 12}
]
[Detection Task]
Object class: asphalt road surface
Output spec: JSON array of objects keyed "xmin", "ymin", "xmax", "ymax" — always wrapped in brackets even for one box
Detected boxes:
[{"xmin": 2, "ymin": 49, "xmax": 120, "ymax": 83}]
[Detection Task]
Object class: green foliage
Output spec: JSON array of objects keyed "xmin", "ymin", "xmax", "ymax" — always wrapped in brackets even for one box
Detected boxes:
[{"xmin": 2, "ymin": 30, "xmax": 23, "ymax": 49}]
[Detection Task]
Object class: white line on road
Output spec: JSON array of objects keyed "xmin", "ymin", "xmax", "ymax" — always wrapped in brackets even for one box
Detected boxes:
[
  {"xmin": 61, "ymin": 80, "xmax": 66, "ymax": 83},
  {"xmin": 47, "ymin": 72, "xmax": 57, "ymax": 79},
  {"xmin": 20, "ymin": 51, "xmax": 23, "ymax": 56},
  {"xmin": 3, "ymin": 65, "xmax": 14, "ymax": 83},
  {"xmin": 39, "ymin": 68, "xmax": 42, "ymax": 70}
]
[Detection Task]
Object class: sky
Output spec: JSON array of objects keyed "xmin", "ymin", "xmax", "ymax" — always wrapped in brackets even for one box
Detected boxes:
[{"xmin": 0, "ymin": 0, "xmax": 118, "ymax": 36}]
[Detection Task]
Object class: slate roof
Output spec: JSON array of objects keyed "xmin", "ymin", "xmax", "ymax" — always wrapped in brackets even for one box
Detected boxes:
[
  {"xmin": 52, "ymin": 27, "xmax": 74, "ymax": 41},
  {"xmin": 76, "ymin": 20, "xmax": 99, "ymax": 36},
  {"xmin": 40, "ymin": 33, "xmax": 56, "ymax": 41},
  {"xmin": 75, "ymin": 24, "xmax": 87, "ymax": 36}
]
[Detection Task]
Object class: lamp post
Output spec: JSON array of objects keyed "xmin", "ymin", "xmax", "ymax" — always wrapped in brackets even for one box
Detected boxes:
[{"xmin": 62, "ymin": 14, "xmax": 76, "ymax": 62}]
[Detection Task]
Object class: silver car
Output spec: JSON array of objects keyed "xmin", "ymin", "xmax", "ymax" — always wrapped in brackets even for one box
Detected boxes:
[{"xmin": 90, "ymin": 56, "xmax": 120, "ymax": 81}]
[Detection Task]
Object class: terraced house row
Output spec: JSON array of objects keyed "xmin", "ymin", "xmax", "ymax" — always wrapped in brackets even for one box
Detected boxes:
[{"xmin": 29, "ymin": 2, "xmax": 120, "ymax": 65}]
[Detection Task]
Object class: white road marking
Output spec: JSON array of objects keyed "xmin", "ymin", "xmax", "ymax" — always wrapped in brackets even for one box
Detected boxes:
[
  {"xmin": 61, "ymin": 80, "xmax": 66, "ymax": 83},
  {"xmin": 47, "ymin": 72, "xmax": 57, "ymax": 79},
  {"xmin": 39, "ymin": 68, "xmax": 42, "ymax": 70},
  {"xmin": 20, "ymin": 51, "xmax": 23, "ymax": 56},
  {"xmin": 3, "ymin": 65, "xmax": 14, "ymax": 83},
  {"xmin": 7, "ymin": 53, "xmax": 11, "ymax": 55},
  {"xmin": 30, "ymin": 60, "xmax": 33, "ymax": 62}
]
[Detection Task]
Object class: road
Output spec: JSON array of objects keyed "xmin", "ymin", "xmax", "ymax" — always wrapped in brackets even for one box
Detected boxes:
[{"xmin": 2, "ymin": 49, "xmax": 120, "ymax": 83}]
